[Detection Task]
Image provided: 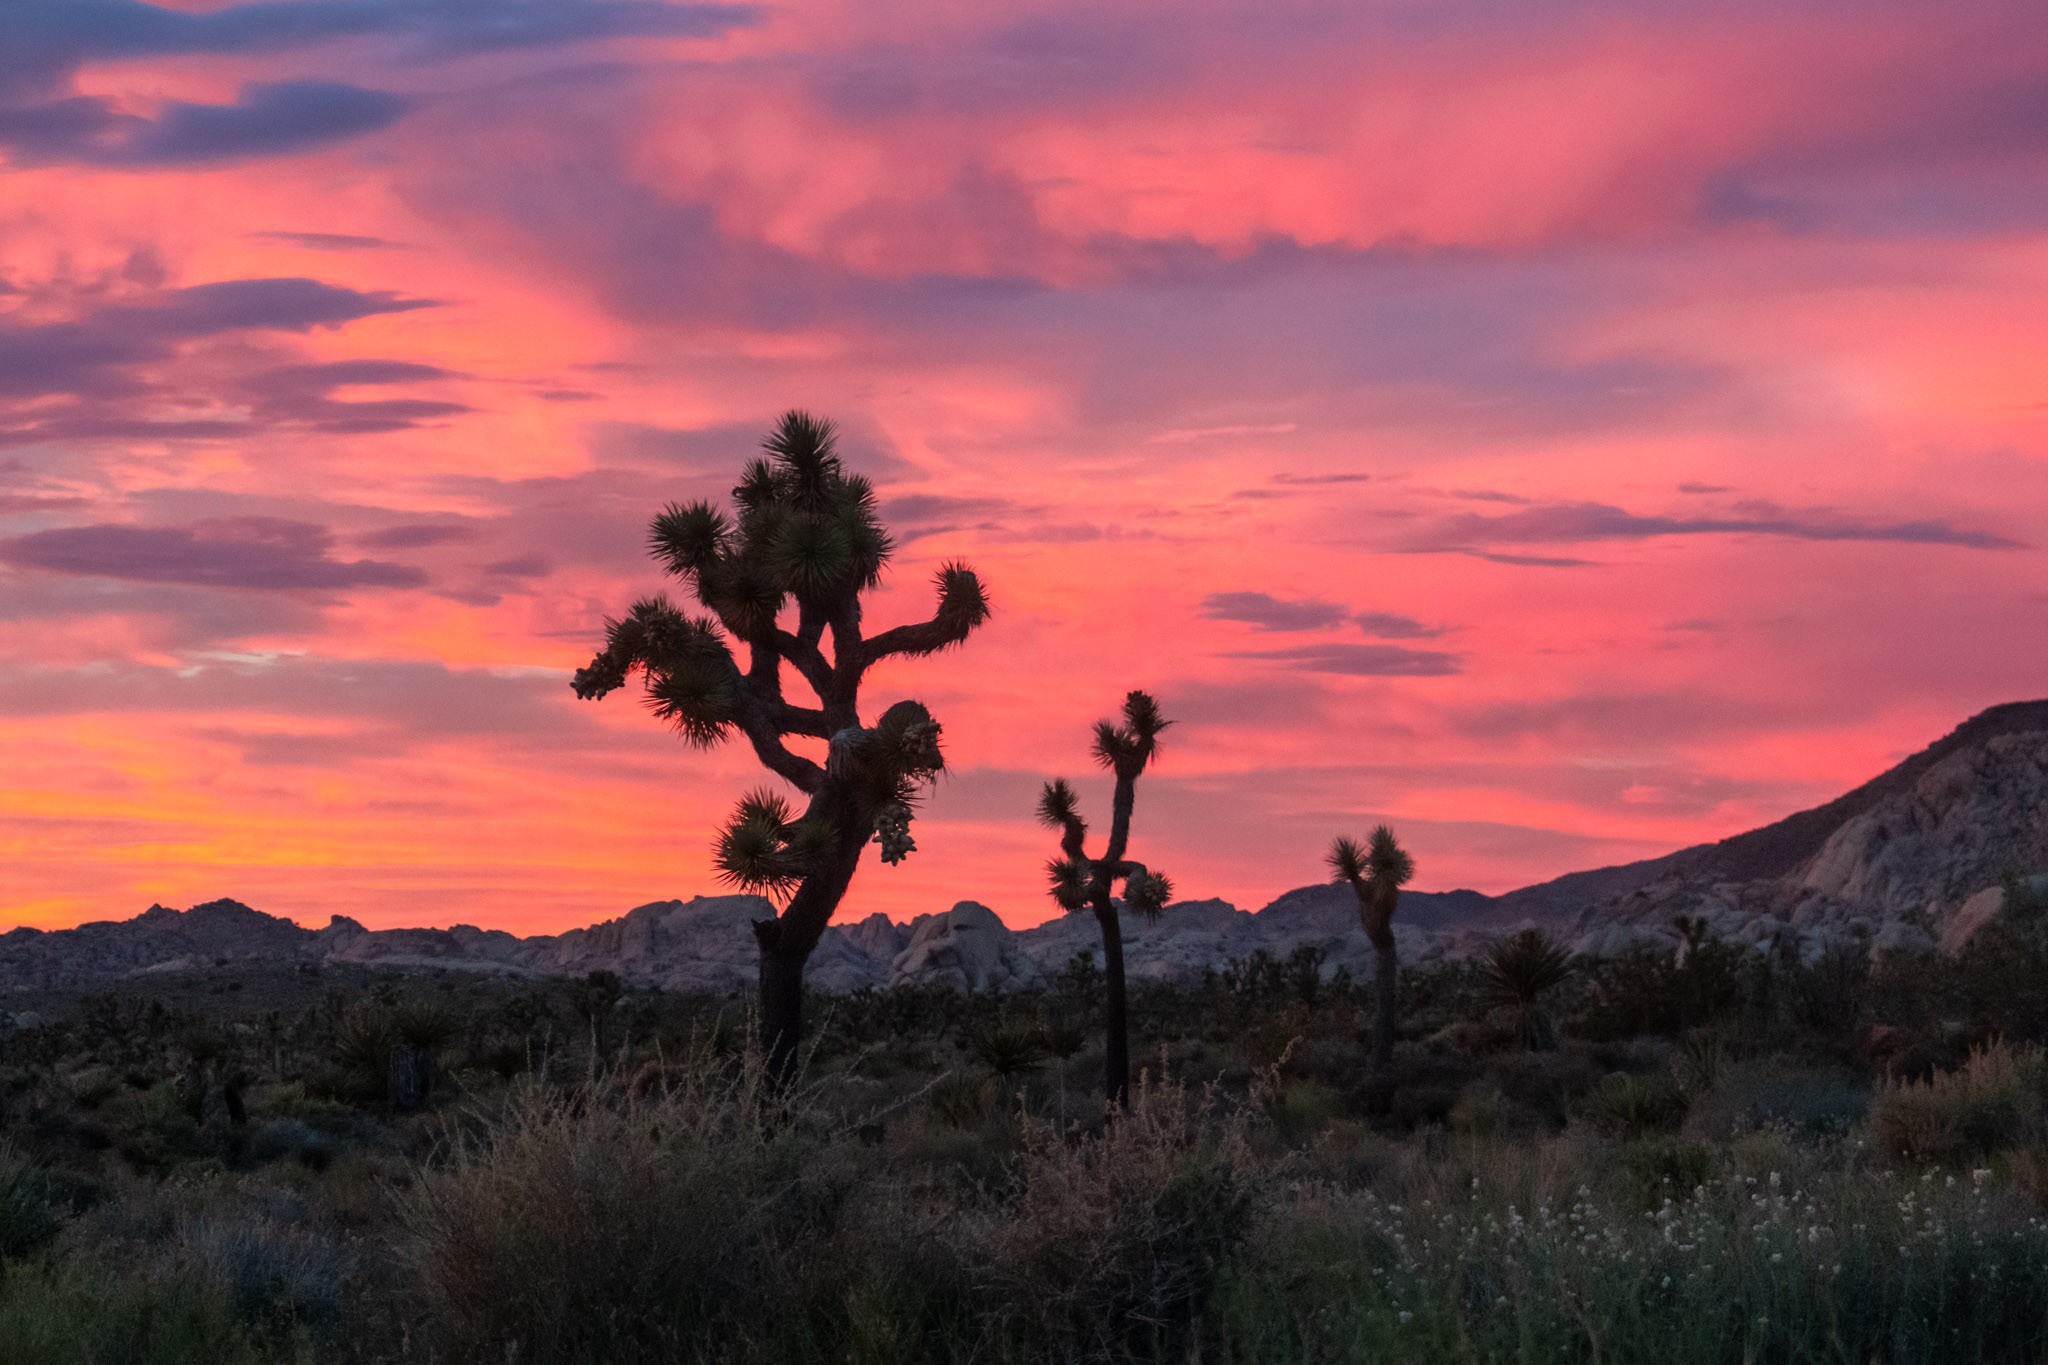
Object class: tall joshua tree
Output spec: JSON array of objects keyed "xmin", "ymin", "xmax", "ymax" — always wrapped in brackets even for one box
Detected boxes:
[
  {"xmin": 1329, "ymin": 825, "xmax": 1415, "ymax": 1073},
  {"xmin": 572, "ymin": 412, "xmax": 990, "ymax": 1082},
  {"xmin": 1036, "ymin": 691, "xmax": 1174, "ymax": 1108}
]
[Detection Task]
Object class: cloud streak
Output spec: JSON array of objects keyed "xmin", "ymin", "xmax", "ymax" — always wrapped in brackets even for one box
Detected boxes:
[
  {"xmin": 0, "ymin": 82, "xmax": 406, "ymax": 166},
  {"xmin": 1221, "ymin": 643, "xmax": 1462, "ymax": 677},
  {"xmin": 1198, "ymin": 591, "xmax": 1348, "ymax": 631},
  {"xmin": 1403, "ymin": 501, "xmax": 2023, "ymax": 555},
  {"xmin": 0, "ymin": 518, "xmax": 427, "ymax": 590}
]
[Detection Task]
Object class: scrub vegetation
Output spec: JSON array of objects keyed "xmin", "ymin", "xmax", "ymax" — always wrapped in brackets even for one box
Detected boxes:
[{"xmin": 0, "ymin": 875, "xmax": 2045, "ymax": 1362}]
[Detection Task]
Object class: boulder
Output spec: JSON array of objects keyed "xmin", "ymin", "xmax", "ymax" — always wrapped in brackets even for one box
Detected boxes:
[
  {"xmin": 1942, "ymin": 886, "xmax": 2005, "ymax": 955},
  {"xmin": 1870, "ymin": 918, "xmax": 1935, "ymax": 960},
  {"xmin": 890, "ymin": 902, "xmax": 1044, "ymax": 991}
]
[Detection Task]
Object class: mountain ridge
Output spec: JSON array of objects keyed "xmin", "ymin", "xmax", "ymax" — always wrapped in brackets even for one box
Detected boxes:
[{"xmin": 5, "ymin": 698, "xmax": 2045, "ymax": 995}]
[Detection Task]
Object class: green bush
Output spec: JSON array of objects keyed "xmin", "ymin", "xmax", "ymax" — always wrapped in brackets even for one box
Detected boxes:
[{"xmin": 1871, "ymin": 1039, "xmax": 2046, "ymax": 1163}]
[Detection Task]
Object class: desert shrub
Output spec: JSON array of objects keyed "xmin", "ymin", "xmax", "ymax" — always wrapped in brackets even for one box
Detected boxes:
[
  {"xmin": 1586, "ymin": 1072, "xmax": 1686, "ymax": 1139},
  {"xmin": 964, "ymin": 1072, "xmax": 1259, "ymax": 1362},
  {"xmin": 0, "ymin": 1175, "xmax": 57, "ymax": 1268},
  {"xmin": 182, "ymin": 1209, "xmax": 347, "ymax": 1337},
  {"xmin": 396, "ymin": 1054, "xmax": 823, "ymax": 1364},
  {"xmin": 1620, "ymin": 1137, "xmax": 1719, "ymax": 1201},
  {"xmin": 1671, "ymin": 1032, "xmax": 1732, "ymax": 1098},
  {"xmin": 1267, "ymin": 1080, "xmax": 1340, "ymax": 1145},
  {"xmin": 928, "ymin": 1072, "xmax": 991, "ymax": 1130},
  {"xmin": 1684, "ymin": 1061, "xmax": 1869, "ymax": 1139},
  {"xmin": 1871, "ymin": 1039, "xmax": 2046, "ymax": 1163},
  {"xmin": 245, "ymin": 1118, "xmax": 335, "ymax": 1171},
  {"xmin": 1787, "ymin": 943, "xmax": 1871, "ymax": 1034},
  {"xmin": 0, "ymin": 1256, "xmax": 259, "ymax": 1365}
]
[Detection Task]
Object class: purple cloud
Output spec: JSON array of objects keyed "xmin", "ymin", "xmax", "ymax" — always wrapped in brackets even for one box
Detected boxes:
[
  {"xmin": 0, "ymin": 1, "xmax": 762, "ymax": 101},
  {"xmin": 236, "ymin": 359, "xmax": 469, "ymax": 433},
  {"xmin": 250, "ymin": 230, "xmax": 396, "ymax": 250},
  {"xmin": 1273, "ymin": 471, "xmax": 1370, "ymax": 486},
  {"xmin": 1222, "ymin": 643, "xmax": 1461, "ymax": 676},
  {"xmin": 1354, "ymin": 611, "xmax": 1444, "ymax": 639},
  {"xmin": 0, "ymin": 82, "xmax": 406, "ymax": 167},
  {"xmin": 0, "ymin": 281, "xmax": 447, "ymax": 447},
  {"xmin": 1405, "ymin": 500, "xmax": 2022, "ymax": 554},
  {"xmin": 1199, "ymin": 590, "xmax": 1348, "ymax": 631},
  {"xmin": 126, "ymin": 277, "xmax": 438, "ymax": 337},
  {"xmin": 358, "ymin": 523, "xmax": 474, "ymax": 549},
  {"xmin": 0, "ymin": 518, "xmax": 426, "ymax": 590}
]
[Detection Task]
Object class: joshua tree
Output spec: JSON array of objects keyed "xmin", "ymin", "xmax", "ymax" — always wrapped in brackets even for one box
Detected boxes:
[
  {"xmin": 1479, "ymin": 928, "xmax": 1576, "ymax": 1050},
  {"xmin": 572, "ymin": 412, "xmax": 990, "ymax": 1082},
  {"xmin": 1036, "ymin": 690, "xmax": 1174, "ymax": 1107},
  {"xmin": 1329, "ymin": 826, "xmax": 1415, "ymax": 1073}
]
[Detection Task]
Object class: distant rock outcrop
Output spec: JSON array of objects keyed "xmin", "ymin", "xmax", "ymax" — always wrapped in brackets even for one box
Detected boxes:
[
  {"xmin": 1544, "ymin": 702, "xmax": 2048, "ymax": 964},
  {"xmin": 4, "ymin": 700, "xmax": 2044, "ymax": 994},
  {"xmin": 890, "ymin": 902, "xmax": 1044, "ymax": 992}
]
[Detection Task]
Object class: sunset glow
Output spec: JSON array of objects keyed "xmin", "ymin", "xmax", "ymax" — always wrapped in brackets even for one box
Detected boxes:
[{"xmin": 4, "ymin": 0, "xmax": 2046, "ymax": 934}]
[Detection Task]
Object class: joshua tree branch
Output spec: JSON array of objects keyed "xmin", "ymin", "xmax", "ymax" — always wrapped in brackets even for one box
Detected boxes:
[
  {"xmin": 772, "ymin": 629, "xmax": 833, "ymax": 696},
  {"xmin": 733, "ymin": 711, "xmax": 825, "ymax": 793},
  {"xmin": 860, "ymin": 564, "xmax": 989, "ymax": 671}
]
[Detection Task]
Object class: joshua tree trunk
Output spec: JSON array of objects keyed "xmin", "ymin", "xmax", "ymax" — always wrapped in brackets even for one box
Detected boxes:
[
  {"xmin": 753, "ymin": 817, "xmax": 867, "ymax": 1088},
  {"xmin": 1371, "ymin": 930, "xmax": 1397, "ymax": 1073},
  {"xmin": 756, "ymin": 941, "xmax": 807, "ymax": 1086},
  {"xmin": 1095, "ymin": 903, "xmax": 1131, "ymax": 1107}
]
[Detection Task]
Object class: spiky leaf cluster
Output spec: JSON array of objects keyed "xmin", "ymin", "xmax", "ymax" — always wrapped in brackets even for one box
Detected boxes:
[
  {"xmin": 714, "ymin": 790, "xmax": 835, "ymax": 898},
  {"xmin": 1327, "ymin": 825, "xmax": 1415, "ymax": 891},
  {"xmin": 654, "ymin": 413, "xmax": 893, "ymax": 626},
  {"xmin": 1045, "ymin": 856, "xmax": 1091, "ymax": 911},
  {"xmin": 1090, "ymin": 689, "xmax": 1173, "ymax": 780},
  {"xmin": 1124, "ymin": 868, "xmax": 1173, "ymax": 917}
]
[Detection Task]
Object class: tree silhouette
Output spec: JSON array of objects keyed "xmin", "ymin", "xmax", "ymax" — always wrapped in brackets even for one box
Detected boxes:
[
  {"xmin": 572, "ymin": 412, "xmax": 990, "ymax": 1082},
  {"xmin": 1329, "ymin": 825, "xmax": 1414, "ymax": 1074},
  {"xmin": 1036, "ymin": 690, "xmax": 1174, "ymax": 1107}
]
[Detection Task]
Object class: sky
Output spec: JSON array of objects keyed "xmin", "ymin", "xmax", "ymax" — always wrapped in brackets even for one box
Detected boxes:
[{"xmin": 2, "ymin": 0, "xmax": 2046, "ymax": 936}]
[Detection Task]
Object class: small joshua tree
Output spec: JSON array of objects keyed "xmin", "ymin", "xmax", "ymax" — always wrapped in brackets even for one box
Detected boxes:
[
  {"xmin": 572, "ymin": 412, "xmax": 990, "ymax": 1082},
  {"xmin": 1037, "ymin": 690, "xmax": 1174, "ymax": 1107},
  {"xmin": 1329, "ymin": 825, "xmax": 1414, "ymax": 1074}
]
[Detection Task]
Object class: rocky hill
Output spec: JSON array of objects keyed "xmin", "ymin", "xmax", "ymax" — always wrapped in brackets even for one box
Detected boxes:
[{"xmin": 4, "ymin": 700, "xmax": 2044, "ymax": 996}]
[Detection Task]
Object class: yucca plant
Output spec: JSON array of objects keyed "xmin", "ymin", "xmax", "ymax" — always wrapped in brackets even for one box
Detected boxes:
[
  {"xmin": 1037, "ymin": 690, "xmax": 1174, "ymax": 1106},
  {"xmin": 972, "ymin": 1019, "xmax": 1053, "ymax": 1082},
  {"xmin": 1328, "ymin": 826, "xmax": 1414, "ymax": 1073},
  {"xmin": 573, "ymin": 412, "xmax": 991, "ymax": 1082},
  {"xmin": 1479, "ymin": 928, "xmax": 1576, "ymax": 1050}
]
